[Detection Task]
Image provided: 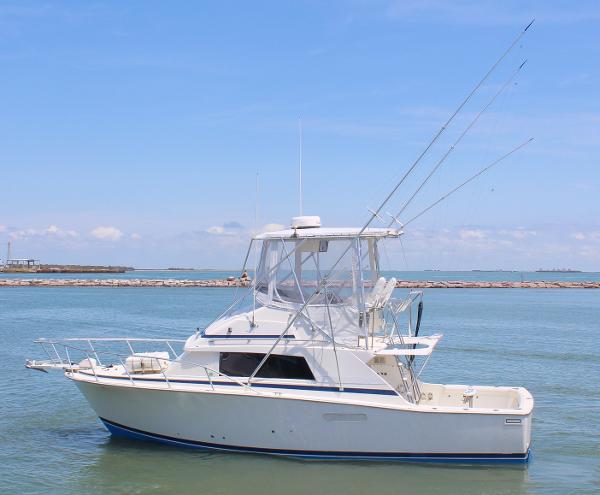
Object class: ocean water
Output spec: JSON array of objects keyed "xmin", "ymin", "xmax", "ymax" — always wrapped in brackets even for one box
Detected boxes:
[{"xmin": 1, "ymin": 284, "xmax": 599, "ymax": 494}]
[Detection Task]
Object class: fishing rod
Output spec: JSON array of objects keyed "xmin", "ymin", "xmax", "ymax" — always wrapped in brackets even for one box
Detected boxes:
[
  {"xmin": 312, "ymin": 20, "xmax": 535, "ymax": 279},
  {"xmin": 248, "ymin": 23, "xmax": 535, "ymax": 378},
  {"xmin": 367, "ymin": 19, "xmax": 533, "ymax": 233},
  {"xmin": 402, "ymin": 137, "xmax": 534, "ymax": 228},
  {"xmin": 388, "ymin": 60, "xmax": 527, "ymax": 225}
]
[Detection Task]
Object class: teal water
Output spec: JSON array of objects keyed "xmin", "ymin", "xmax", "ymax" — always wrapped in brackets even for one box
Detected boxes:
[{"xmin": 1, "ymin": 285, "xmax": 599, "ymax": 494}]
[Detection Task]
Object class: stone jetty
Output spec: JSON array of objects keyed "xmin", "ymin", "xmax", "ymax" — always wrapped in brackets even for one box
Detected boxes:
[
  {"xmin": 0, "ymin": 279, "xmax": 599, "ymax": 289},
  {"xmin": 0, "ymin": 278, "xmax": 249, "ymax": 288}
]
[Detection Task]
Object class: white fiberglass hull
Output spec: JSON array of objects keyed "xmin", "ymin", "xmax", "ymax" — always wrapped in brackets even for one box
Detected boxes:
[{"xmin": 74, "ymin": 378, "xmax": 532, "ymax": 463}]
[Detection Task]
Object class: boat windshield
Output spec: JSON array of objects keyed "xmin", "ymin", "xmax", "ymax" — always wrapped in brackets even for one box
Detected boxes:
[{"xmin": 255, "ymin": 237, "xmax": 380, "ymax": 308}]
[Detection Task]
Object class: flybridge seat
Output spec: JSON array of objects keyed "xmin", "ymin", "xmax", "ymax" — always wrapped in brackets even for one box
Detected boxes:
[{"xmin": 365, "ymin": 277, "xmax": 397, "ymax": 309}]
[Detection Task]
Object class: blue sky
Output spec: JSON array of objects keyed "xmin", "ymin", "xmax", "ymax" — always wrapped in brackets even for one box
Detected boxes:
[{"xmin": 1, "ymin": 1, "xmax": 599, "ymax": 270}]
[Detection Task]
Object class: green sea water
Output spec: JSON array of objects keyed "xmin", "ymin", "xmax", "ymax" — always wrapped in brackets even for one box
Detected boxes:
[{"xmin": 1, "ymin": 282, "xmax": 598, "ymax": 494}]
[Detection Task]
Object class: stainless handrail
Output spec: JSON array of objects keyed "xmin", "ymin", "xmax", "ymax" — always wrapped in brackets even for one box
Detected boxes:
[
  {"xmin": 36, "ymin": 338, "xmax": 188, "ymax": 343},
  {"xmin": 32, "ymin": 338, "xmax": 260, "ymax": 394}
]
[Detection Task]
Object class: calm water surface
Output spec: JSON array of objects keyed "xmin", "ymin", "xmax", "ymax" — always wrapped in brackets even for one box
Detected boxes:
[{"xmin": 1, "ymin": 285, "xmax": 599, "ymax": 494}]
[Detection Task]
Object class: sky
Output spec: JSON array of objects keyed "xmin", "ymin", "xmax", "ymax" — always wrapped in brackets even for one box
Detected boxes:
[{"xmin": 1, "ymin": 1, "xmax": 599, "ymax": 270}]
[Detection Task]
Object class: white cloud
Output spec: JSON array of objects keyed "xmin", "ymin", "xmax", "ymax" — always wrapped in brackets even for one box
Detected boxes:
[
  {"xmin": 395, "ymin": 223, "xmax": 600, "ymax": 270},
  {"xmin": 459, "ymin": 229, "xmax": 486, "ymax": 240},
  {"xmin": 207, "ymin": 226, "xmax": 226, "ymax": 235},
  {"xmin": 508, "ymin": 228, "xmax": 537, "ymax": 240},
  {"xmin": 207, "ymin": 222, "xmax": 248, "ymax": 236},
  {"xmin": 8, "ymin": 229, "xmax": 33, "ymax": 240},
  {"xmin": 90, "ymin": 226, "xmax": 122, "ymax": 241},
  {"xmin": 4, "ymin": 220, "xmax": 599, "ymax": 270},
  {"xmin": 7, "ymin": 225, "xmax": 78, "ymax": 240},
  {"xmin": 44, "ymin": 225, "xmax": 78, "ymax": 238}
]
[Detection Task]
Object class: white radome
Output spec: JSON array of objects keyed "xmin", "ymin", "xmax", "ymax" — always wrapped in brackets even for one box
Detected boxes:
[{"xmin": 291, "ymin": 215, "xmax": 321, "ymax": 229}]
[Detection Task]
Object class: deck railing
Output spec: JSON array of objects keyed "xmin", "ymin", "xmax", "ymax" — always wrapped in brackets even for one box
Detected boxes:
[{"xmin": 30, "ymin": 337, "xmax": 260, "ymax": 394}]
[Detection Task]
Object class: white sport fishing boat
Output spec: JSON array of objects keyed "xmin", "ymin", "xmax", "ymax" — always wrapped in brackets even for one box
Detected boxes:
[
  {"xmin": 26, "ymin": 22, "xmax": 536, "ymax": 463},
  {"xmin": 27, "ymin": 214, "xmax": 533, "ymax": 463}
]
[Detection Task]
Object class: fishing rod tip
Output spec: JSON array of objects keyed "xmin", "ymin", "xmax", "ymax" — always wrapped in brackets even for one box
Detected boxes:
[
  {"xmin": 519, "ymin": 59, "xmax": 528, "ymax": 70},
  {"xmin": 524, "ymin": 18, "xmax": 535, "ymax": 31}
]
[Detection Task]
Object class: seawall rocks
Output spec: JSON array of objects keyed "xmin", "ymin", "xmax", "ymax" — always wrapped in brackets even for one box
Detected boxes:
[
  {"xmin": 394, "ymin": 280, "xmax": 600, "ymax": 289},
  {"xmin": 0, "ymin": 279, "xmax": 249, "ymax": 288},
  {"xmin": 0, "ymin": 279, "xmax": 599, "ymax": 288}
]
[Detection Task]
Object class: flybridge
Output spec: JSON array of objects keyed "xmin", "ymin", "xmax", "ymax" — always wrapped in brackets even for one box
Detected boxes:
[
  {"xmin": 254, "ymin": 227, "xmax": 402, "ymax": 240},
  {"xmin": 254, "ymin": 216, "xmax": 402, "ymax": 240}
]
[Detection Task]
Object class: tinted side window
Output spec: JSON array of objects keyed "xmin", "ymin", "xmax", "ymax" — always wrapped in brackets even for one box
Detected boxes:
[{"xmin": 219, "ymin": 352, "xmax": 314, "ymax": 380}]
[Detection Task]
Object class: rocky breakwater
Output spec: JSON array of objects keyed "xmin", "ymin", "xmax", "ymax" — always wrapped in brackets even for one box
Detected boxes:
[
  {"xmin": 395, "ymin": 280, "xmax": 600, "ymax": 289},
  {"xmin": 0, "ymin": 279, "xmax": 599, "ymax": 288},
  {"xmin": 0, "ymin": 278, "xmax": 252, "ymax": 288}
]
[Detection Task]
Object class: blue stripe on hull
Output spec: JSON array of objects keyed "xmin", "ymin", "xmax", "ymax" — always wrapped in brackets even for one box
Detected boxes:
[
  {"xmin": 202, "ymin": 334, "xmax": 296, "ymax": 339},
  {"xmin": 101, "ymin": 417, "xmax": 530, "ymax": 464},
  {"xmin": 81, "ymin": 372, "xmax": 398, "ymax": 396}
]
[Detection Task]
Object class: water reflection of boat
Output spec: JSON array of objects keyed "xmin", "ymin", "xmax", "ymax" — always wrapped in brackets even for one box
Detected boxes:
[{"xmin": 75, "ymin": 434, "xmax": 529, "ymax": 494}]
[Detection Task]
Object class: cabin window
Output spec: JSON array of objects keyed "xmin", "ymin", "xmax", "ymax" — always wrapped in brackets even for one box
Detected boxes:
[{"xmin": 219, "ymin": 352, "xmax": 315, "ymax": 380}]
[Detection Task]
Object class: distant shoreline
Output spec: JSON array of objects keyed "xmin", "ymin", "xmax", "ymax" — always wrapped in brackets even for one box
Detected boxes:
[{"xmin": 1, "ymin": 264, "xmax": 133, "ymax": 274}]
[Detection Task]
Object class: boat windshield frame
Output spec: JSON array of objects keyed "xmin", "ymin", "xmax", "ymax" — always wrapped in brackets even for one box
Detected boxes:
[{"xmin": 252, "ymin": 231, "xmax": 390, "ymax": 311}]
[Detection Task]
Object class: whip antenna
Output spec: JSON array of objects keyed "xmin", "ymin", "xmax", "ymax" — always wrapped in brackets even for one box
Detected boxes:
[
  {"xmin": 251, "ymin": 171, "xmax": 259, "ymax": 327},
  {"xmin": 298, "ymin": 117, "xmax": 303, "ymax": 215}
]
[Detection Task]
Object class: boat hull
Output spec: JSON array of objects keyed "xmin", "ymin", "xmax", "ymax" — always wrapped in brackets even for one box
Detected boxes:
[{"xmin": 75, "ymin": 380, "xmax": 531, "ymax": 463}]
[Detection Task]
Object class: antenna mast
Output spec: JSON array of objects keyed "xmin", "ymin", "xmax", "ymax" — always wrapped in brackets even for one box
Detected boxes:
[
  {"xmin": 298, "ymin": 117, "xmax": 303, "ymax": 215},
  {"xmin": 252, "ymin": 171, "xmax": 259, "ymax": 327},
  {"xmin": 255, "ymin": 171, "xmax": 259, "ymax": 232}
]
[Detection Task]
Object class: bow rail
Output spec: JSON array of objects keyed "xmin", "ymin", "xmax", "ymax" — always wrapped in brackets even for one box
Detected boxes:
[{"xmin": 25, "ymin": 337, "xmax": 260, "ymax": 394}]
